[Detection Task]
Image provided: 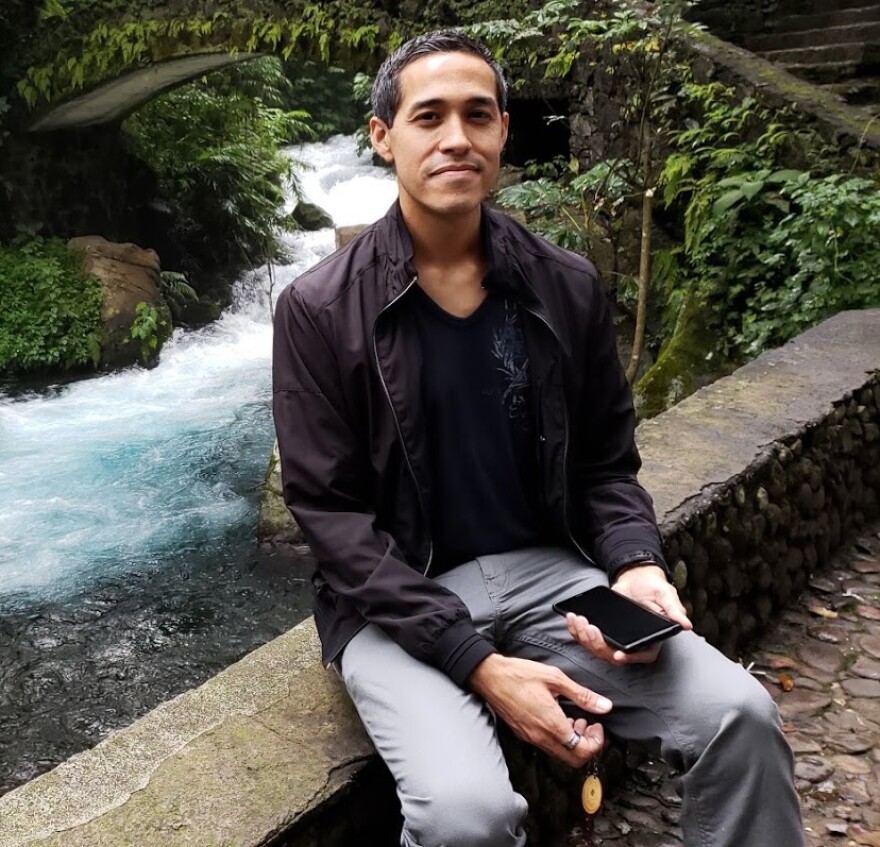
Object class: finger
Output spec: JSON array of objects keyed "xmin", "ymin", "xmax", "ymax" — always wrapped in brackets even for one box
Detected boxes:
[
  {"xmin": 573, "ymin": 717, "xmax": 588, "ymax": 736},
  {"xmin": 611, "ymin": 644, "xmax": 662, "ymax": 665},
  {"xmin": 549, "ymin": 673, "xmax": 613, "ymax": 715},
  {"xmin": 566, "ymin": 613, "xmax": 613, "ymax": 659},
  {"xmin": 650, "ymin": 585, "xmax": 692, "ymax": 629},
  {"xmin": 568, "ymin": 722, "xmax": 605, "ymax": 765}
]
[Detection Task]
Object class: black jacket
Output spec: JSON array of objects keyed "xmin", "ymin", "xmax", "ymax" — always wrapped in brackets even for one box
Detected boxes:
[{"xmin": 272, "ymin": 202, "xmax": 666, "ymax": 687}]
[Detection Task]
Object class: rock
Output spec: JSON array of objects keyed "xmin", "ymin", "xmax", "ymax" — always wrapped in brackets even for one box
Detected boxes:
[
  {"xmin": 797, "ymin": 642, "xmax": 848, "ymax": 674},
  {"xmin": 258, "ymin": 441, "xmax": 304, "ymax": 547},
  {"xmin": 851, "ymin": 656, "xmax": 880, "ymax": 680},
  {"xmin": 336, "ymin": 224, "xmax": 368, "ymax": 250},
  {"xmin": 67, "ymin": 235, "xmax": 171, "ymax": 369},
  {"xmin": 842, "ymin": 678, "xmax": 880, "ymax": 698},
  {"xmin": 794, "ymin": 755, "xmax": 834, "ymax": 783},
  {"xmin": 864, "ymin": 635, "xmax": 880, "ymax": 660},
  {"xmin": 776, "ymin": 689, "xmax": 833, "ymax": 721},
  {"xmin": 292, "ymin": 200, "xmax": 333, "ymax": 231}
]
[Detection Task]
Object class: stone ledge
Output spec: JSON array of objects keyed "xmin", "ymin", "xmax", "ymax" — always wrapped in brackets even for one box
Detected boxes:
[
  {"xmin": 1, "ymin": 308, "xmax": 878, "ymax": 846},
  {"xmin": 0, "ymin": 620, "xmax": 376, "ymax": 847}
]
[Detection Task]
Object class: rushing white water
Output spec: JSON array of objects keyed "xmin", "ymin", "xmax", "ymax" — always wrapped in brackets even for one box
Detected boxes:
[{"xmin": 0, "ymin": 134, "xmax": 397, "ymax": 600}]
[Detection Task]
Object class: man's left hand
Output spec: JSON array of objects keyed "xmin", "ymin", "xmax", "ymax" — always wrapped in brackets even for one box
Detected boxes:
[{"xmin": 566, "ymin": 564, "xmax": 693, "ymax": 666}]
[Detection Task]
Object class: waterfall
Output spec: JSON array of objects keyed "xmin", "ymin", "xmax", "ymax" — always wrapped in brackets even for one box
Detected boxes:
[
  {"xmin": 0, "ymin": 135, "xmax": 398, "ymax": 795},
  {"xmin": 0, "ymin": 135, "xmax": 397, "ymax": 602}
]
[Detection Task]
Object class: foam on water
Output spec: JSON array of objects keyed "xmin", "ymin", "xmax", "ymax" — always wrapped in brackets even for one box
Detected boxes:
[{"xmin": 0, "ymin": 135, "xmax": 397, "ymax": 599}]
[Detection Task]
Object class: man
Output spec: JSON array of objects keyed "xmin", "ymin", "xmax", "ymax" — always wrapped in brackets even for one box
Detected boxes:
[{"xmin": 273, "ymin": 30, "xmax": 804, "ymax": 847}]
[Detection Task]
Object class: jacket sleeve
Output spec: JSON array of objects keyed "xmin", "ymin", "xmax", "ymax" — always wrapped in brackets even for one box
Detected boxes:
[
  {"xmin": 570, "ymin": 275, "xmax": 669, "ymax": 581},
  {"xmin": 272, "ymin": 283, "xmax": 495, "ymax": 686}
]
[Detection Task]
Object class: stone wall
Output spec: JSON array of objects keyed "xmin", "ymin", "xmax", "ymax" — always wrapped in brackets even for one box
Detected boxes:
[{"xmin": 0, "ymin": 309, "xmax": 877, "ymax": 846}]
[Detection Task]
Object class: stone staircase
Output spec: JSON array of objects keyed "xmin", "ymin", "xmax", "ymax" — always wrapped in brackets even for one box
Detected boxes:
[{"xmin": 742, "ymin": 0, "xmax": 880, "ymax": 110}]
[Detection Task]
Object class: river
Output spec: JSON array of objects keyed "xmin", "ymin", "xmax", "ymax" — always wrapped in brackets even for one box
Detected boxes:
[{"xmin": 0, "ymin": 135, "xmax": 397, "ymax": 795}]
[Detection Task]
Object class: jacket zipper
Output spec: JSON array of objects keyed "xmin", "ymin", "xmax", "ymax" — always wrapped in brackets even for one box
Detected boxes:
[
  {"xmin": 521, "ymin": 304, "xmax": 594, "ymax": 566},
  {"xmin": 372, "ymin": 275, "xmax": 435, "ymax": 576}
]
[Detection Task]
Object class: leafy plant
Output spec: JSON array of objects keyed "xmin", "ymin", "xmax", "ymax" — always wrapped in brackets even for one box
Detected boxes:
[
  {"xmin": 123, "ymin": 57, "xmax": 316, "ymax": 269},
  {"xmin": 0, "ymin": 238, "xmax": 103, "ymax": 373},
  {"xmin": 478, "ymin": 0, "xmax": 697, "ymax": 379},
  {"xmin": 129, "ymin": 301, "xmax": 165, "ymax": 362},
  {"xmin": 660, "ymin": 81, "xmax": 880, "ymax": 357},
  {"xmin": 496, "ymin": 156, "xmax": 634, "ymax": 253}
]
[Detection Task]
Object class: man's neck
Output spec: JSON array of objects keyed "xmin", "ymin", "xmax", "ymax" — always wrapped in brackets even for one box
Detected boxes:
[
  {"xmin": 400, "ymin": 202, "xmax": 488, "ymax": 318},
  {"xmin": 403, "ymin": 203, "xmax": 483, "ymax": 269}
]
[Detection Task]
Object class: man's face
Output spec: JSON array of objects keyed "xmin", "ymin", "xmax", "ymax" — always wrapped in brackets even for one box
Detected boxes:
[{"xmin": 370, "ymin": 51, "xmax": 509, "ymax": 223}]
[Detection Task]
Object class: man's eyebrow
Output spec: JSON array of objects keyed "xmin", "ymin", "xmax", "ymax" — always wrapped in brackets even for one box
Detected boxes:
[{"xmin": 406, "ymin": 95, "xmax": 497, "ymax": 114}]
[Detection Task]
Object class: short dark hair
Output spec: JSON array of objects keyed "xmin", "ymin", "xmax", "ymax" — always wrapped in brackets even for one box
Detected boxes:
[{"xmin": 371, "ymin": 30, "xmax": 508, "ymax": 126}]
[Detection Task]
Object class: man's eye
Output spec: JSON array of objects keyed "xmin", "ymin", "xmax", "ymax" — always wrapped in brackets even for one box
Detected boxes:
[
  {"xmin": 416, "ymin": 112, "xmax": 439, "ymax": 122},
  {"xmin": 470, "ymin": 110, "xmax": 493, "ymax": 121}
]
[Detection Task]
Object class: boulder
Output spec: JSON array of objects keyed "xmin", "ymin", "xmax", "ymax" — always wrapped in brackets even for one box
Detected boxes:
[
  {"xmin": 67, "ymin": 236, "xmax": 171, "ymax": 369},
  {"xmin": 292, "ymin": 200, "xmax": 333, "ymax": 231},
  {"xmin": 335, "ymin": 224, "xmax": 368, "ymax": 249},
  {"xmin": 258, "ymin": 441, "xmax": 304, "ymax": 546}
]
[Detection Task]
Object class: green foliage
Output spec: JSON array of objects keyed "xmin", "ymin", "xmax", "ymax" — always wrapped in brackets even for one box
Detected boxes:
[
  {"xmin": 16, "ymin": 7, "xmax": 384, "ymax": 108},
  {"xmin": 660, "ymin": 82, "xmax": 880, "ymax": 358},
  {"xmin": 0, "ymin": 238, "xmax": 103, "ymax": 373},
  {"xmin": 282, "ymin": 62, "xmax": 362, "ymax": 139},
  {"xmin": 129, "ymin": 301, "xmax": 165, "ymax": 362},
  {"xmin": 123, "ymin": 57, "xmax": 316, "ymax": 267},
  {"xmin": 159, "ymin": 271, "xmax": 198, "ymax": 320},
  {"xmin": 496, "ymin": 156, "xmax": 633, "ymax": 254},
  {"xmin": 469, "ymin": 0, "xmax": 696, "ymax": 85}
]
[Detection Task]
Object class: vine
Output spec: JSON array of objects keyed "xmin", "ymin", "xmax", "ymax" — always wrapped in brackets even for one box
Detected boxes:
[{"xmin": 16, "ymin": 8, "xmax": 385, "ymax": 108}]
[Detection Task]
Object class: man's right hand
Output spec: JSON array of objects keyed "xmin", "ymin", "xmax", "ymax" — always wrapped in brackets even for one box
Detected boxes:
[{"xmin": 467, "ymin": 653, "xmax": 611, "ymax": 767}]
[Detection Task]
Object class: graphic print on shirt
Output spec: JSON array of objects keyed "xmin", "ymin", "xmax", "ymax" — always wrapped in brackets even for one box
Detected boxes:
[{"xmin": 491, "ymin": 301, "xmax": 530, "ymax": 429}]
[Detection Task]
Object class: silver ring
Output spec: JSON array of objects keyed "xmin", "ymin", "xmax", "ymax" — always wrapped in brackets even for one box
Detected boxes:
[{"xmin": 563, "ymin": 731, "xmax": 582, "ymax": 751}]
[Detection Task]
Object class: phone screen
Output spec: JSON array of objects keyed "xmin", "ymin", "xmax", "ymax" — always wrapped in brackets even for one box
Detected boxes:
[{"xmin": 553, "ymin": 586, "xmax": 681, "ymax": 652}]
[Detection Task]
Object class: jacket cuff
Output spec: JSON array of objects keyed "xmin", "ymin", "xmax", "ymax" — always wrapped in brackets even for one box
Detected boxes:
[
  {"xmin": 607, "ymin": 549, "xmax": 670, "ymax": 583},
  {"xmin": 432, "ymin": 618, "xmax": 497, "ymax": 688}
]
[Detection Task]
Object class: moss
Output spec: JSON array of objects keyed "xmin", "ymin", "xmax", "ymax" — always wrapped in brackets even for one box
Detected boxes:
[
  {"xmin": 684, "ymin": 29, "xmax": 880, "ymax": 152},
  {"xmin": 633, "ymin": 287, "xmax": 723, "ymax": 419}
]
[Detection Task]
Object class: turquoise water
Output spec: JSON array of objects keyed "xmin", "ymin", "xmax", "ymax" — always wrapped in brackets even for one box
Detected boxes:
[
  {"xmin": 0, "ymin": 135, "xmax": 396, "ymax": 603},
  {"xmin": 0, "ymin": 135, "xmax": 397, "ymax": 793}
]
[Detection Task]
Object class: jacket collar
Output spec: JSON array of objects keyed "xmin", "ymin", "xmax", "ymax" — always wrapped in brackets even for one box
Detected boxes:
[{"xmin": 380, "ymin": 200, "xmax": 536, "ymax": 305}]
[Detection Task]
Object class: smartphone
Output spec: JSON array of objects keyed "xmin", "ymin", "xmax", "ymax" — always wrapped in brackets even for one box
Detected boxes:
[{"xmin": 553, "ymin": 585, "xmax": 682, "ymax": 653}]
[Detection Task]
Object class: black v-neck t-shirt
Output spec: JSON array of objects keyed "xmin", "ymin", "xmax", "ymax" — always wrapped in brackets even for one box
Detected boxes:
[{"xmin": 411, "ymin": 285, "xmax": 541, "ymax": 573}]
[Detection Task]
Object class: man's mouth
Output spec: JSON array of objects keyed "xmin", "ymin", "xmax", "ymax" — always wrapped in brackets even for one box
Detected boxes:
[{"xmin": 431, "ymin": 163, "xmax": 480, "ymax": 176}]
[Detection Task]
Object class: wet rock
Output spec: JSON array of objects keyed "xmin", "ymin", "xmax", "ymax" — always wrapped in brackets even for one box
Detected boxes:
[
  {"xmin": 807, "ymin": 626, "xmax": 850, "ymax": 645},
  {"xmin": 852, "ymin": 656, "xmax": 880, "ymax": 680},
  {"xmin": 826, "ymin": 732, "xmax": 874, "ymax": 755},
  {"xmin": 831, "ymin": 754, "xmax": 872, "ymax": 776},
  {"xmin": 797, "ymin": 642, "xmax": 848, "ymax": 674},
  {"xmin": 795, "ymin": 755, "xmax": 835, "ymax": 783},
  {"xmin": 785, "ymin": 733, "xmax": 823, "ymax": 755},
  {"xmin": 840, "ymin": 778, "xmax": 871, "ymax": 804},
  {"xmin": 809, "ymin": 576, "xmax": 838, "ymax": 594},
  {"xmin": 849, "ymin": 698, "xmax": 880, "ymax": 725},
  {"xmin": 857, "ymin": 605, "xmax": 880, "ymax": 622},
  {"xmin": 777, "ymin": 689, "xmax": 833, "ymax": 721},
  {"xmin": 851, "ymin": 558, "xmax": 880, "ymax": 575},
  {"xmin": 833, "ymin": 709, "xmax": 880, "ymax": 734},
  {"xmin": 842, "ymin": 678, "xmax": 880, "ymax": 698},
  {"xmin": 862, "ymin": 635, "xmax": 880, "ymax": 660}
]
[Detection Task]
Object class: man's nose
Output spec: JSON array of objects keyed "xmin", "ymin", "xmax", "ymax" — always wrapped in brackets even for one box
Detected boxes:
[{"xmin": 438, "ymin": 114, "xmax": 471, "ymax": 152}]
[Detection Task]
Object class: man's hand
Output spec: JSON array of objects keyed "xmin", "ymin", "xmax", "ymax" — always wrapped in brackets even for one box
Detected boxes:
[
  {"xmin": 566, "ymin": 564, "xmax": 693, "ymax": 666},
  {"xmin": 468, "ymin": 653, "xmax": 611, "ymax": 767}
]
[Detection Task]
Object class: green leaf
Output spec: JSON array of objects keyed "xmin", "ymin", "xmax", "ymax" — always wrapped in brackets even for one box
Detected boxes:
[{"xmin": 711, "ymin": 190, "xmax": 743, "ymax": 216}]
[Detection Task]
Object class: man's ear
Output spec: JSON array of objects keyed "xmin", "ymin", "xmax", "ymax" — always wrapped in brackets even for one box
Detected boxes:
[
  {"xmin": 369, "ymin": 116, "xmax": 394, "ymax": 164},
  {"xmin": 500, "ymin": 112, "xmax": 510, "ymax": 150}
]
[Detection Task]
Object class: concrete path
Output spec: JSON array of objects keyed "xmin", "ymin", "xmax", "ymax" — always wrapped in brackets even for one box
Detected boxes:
[{"xmin": 566, "ymin": 523, "xmax": 880, "ymax": 847}]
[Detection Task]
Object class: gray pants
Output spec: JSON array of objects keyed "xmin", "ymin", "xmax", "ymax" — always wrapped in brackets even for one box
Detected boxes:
[{"xmin": 339, "ymin": 547, "xmax": 804, "ymax": 847}]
